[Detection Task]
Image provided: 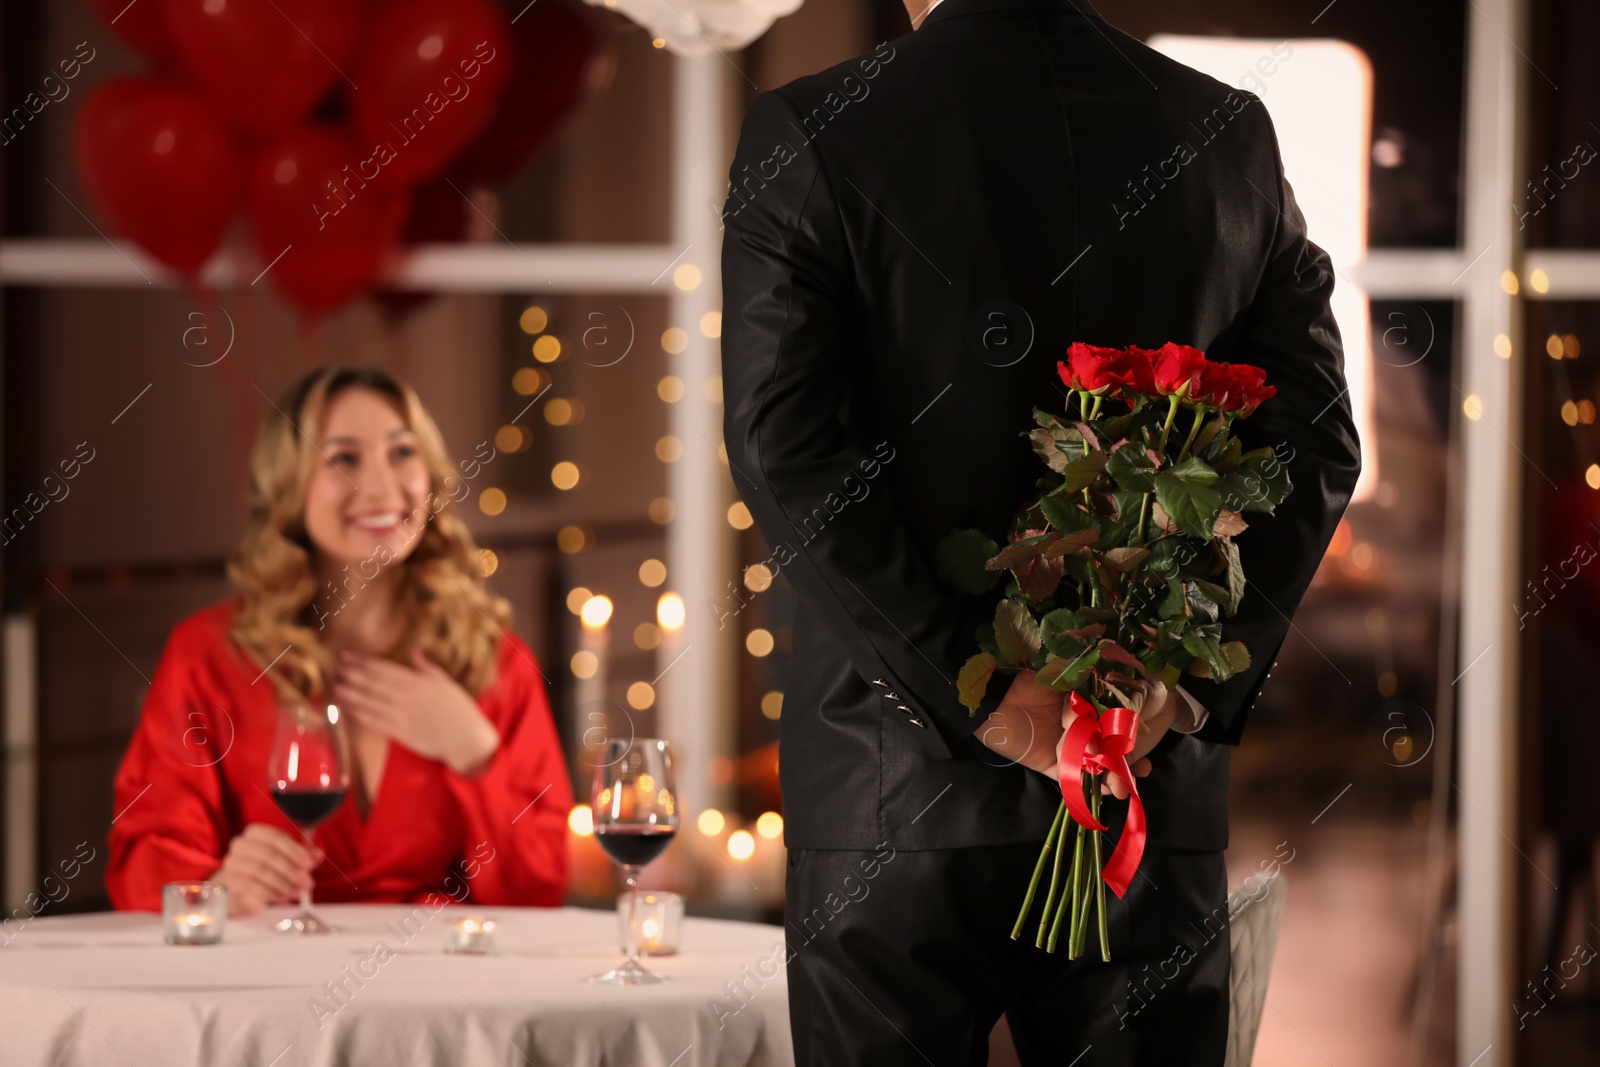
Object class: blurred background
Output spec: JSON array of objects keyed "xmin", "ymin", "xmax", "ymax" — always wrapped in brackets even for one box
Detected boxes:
[{"xmin": 0, "ymin": 0, "xmax": 1594, "ymax": 1064}]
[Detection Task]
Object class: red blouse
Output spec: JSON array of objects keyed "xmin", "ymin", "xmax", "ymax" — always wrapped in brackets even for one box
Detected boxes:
[{"xmin": 107, "ymin": 602, "xmax": 574, "ymax": 911}]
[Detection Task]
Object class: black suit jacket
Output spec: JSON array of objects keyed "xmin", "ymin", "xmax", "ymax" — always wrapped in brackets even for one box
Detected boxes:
[{"xmin": 720, "ymin": 0, "xmax": 1361, "ymax": 853}]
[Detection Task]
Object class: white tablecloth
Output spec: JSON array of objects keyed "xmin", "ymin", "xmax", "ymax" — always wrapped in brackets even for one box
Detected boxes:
[{"xmin": 0, "ymin": 904, "xmax": 794, "ymax": 1067}]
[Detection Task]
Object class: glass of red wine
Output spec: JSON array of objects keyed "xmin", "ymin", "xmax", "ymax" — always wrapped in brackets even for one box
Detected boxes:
[
  {"xmin": 268, "ymin": 701, "xmax": 349, "ymax": 935},
  {"xmin": 588, "ymin": 737, "xmax": 679, "ymax": 985}
]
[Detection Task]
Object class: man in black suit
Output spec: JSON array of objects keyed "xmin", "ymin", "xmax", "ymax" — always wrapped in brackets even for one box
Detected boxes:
[{"xmin": 719, "ymin": 0, "xmax": 1361, "ymax": 1062}]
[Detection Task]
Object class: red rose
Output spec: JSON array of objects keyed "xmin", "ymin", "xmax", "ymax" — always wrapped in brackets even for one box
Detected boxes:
[
  {"xmin": 1062, "ymin": 343, "xmax": 1126, "ymax": 392},
  {"xmin": 1121, "ymin": 346, "xmax": 1157, "ymax": 395},
  {"xmin": 1150, "ymin": 343, "xmax": 1208, "ymax": 397},
  {"xmin": 1196, "ymin": 360, "xmax": 1235, "ymax": 408},
  {"xmin": 1062, "ymin": 343, "xmax": 1156, "ymax": 398},
  {"xmin": 1056, "ymin": 359, "xmax": 1080, "ymax": 391},
  {"xmin": 1195, "ymin": 360, "xmax": 1277, "ymax": 415},
  {"xmin": 1227, "ymin": 362, "xmax": 1276, "ymax": 415}
]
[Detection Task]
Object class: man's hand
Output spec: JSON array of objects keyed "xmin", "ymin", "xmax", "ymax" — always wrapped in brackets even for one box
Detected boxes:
[
  {"xmin": 975, "ymin": 670, "xmax": 1073, "ymax": 780},
  {"xmin": 1092, "ymin": 679, "xmax": 1181, "ymax": 800},
  {"xmin": 977, "ymin": 673, "xmax": 1180, "ymax": 798}
]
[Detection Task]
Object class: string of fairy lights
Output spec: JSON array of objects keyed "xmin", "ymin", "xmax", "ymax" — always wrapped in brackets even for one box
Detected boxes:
[
  {"xmin": 480, "ymin": 296, "xmax": 790, "ymax": 868},
  {"xmin": 1456, "ymin": 268, "xmax": 1595, "ymax": 486}
]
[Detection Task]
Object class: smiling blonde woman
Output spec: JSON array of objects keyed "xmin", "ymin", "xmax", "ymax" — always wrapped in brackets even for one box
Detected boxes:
[{"xmin": 107, "ymin": 367, "xmax": 573, "ymax": 915}]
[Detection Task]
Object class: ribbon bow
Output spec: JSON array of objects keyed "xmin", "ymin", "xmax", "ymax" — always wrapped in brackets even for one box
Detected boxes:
[{"xmin": 1058, "ymin": 691, "xmax": 1147, "ymax": 899}]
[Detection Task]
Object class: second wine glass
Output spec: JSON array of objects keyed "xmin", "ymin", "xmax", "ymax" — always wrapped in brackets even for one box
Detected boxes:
[
  {"xmin": 268, "ymin": 701, "xmax": 350, "ymax": 935},
  {"xmin": 589, "ymin": 738, "xmax": 679, "ymax": 985}
]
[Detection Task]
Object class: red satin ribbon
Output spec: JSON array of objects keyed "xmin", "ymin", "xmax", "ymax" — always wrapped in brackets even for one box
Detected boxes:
[{"xmin": 1058, "ymin": 691, "xmax": 1146, "ymax": 899}]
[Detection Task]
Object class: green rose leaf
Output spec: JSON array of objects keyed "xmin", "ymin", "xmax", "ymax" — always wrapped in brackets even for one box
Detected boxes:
[
  {"xmin": 1147, "ymin": 536, "xmax": 1187, "ymax": 576},
  {"xmin": 958, "ymin": 652, "xmax": 999, "ymax": 710},
  {"xmin": 1185, "ymin": 581, "xmax": 1221, "ymax": 624},
  {"xmin": 988, "ymin": 532, "xmax": 1057, "ymax": 571},
  {"xmin": 1039, "ymin": 607, "xmax": 1098, "ymax": 659},
  {"xmin": 1217, "ymin": 447, "xmax": 1292, "ymax": 515},
  {"xmin": 1042, "ymin": 527, "xmax": 1101, "ymax": 555},
  {"xmin": 1036, "ymin": 649, "xmax": 1100, "ymax": 691},
  {"xmin": 1159, "ymin": 576, "xmax": 1187, "ymax": 620},
  {"xmin": 1017, "ymin": 554, "xmax": 1066, "ymax": 602},
  {"xmin": 1209, "ymin": 431, "xmax": 1248, "ymax": 470},
  {"xmin": 1181, "ymin": 626, "xmax": 1233, "ymax": 679},
  {"xmin": 1097, "ymin": 639, "xmax": 1147, "ymax": 674},
  {"xmin": 1033, "ymin": 407, "xmax": 1069, "ymax": 427},
  {"xmin": 1057, "ymin": 449, "xmax": 1108, "ymax": 493},
  {"xmin": 1111, "ymin": 489, "xmax": 1146, "ymax": 526},
  {"xmin": 1101, "ymin": 546, "xmax": 1151, "ymax": 573},
  {"xmin": 1059, "ymin": 554, "xmax": 1097, "ymax": 591},
  {"xmin": 1028, "ymin": 425, "xmax": 1082, "ymax": 474},
  {"xmin": 1094, "ymin": 411, "xmax": 1138, "ymax": 440},
  {"xmin": 1168, "ymin": 455, "xmax": 1221, "ymax": 487},
  {"xmin": 937, "ymin": 529, "xmax": 1003, "ymax": 595},
  {"xmin": 1186, "ymin": 639, "xmax": 1251, "ymax": 680},
  {"xmin": 1219, "ymin": 538, "xmax": 1245, "ymax": 615},
  {"xmin": 1212, "ymin": 510, "xmax": 1248, "ymax": 538},
  {"xmin": 1038, "ymin": 494, "xmax": 1098, "ymax": 537},
  {"xmin": 1193, "ymin": 415, "xmax": 1229, "ymax": 459},
  {"xmin": 993, "ymin": 600, "xmax": 1042, "ymax": 666},
  {"xmin": 1153, "ymin": 471, "xmax": 1224, "ymax": 540},
  {"xmin": 1106, "ymin": 445, "xmax": 1157, "ymax": 492}
]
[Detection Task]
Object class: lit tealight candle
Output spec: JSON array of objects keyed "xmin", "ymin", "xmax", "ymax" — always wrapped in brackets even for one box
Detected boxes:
[
  {"xmin": 162, "ymin": 882, "xmax": 226, "ymax": 945},
  {"xmin": 444, "ymin": 916, "xmax": 497, "ymax": 955},
  {"xmin": 618, "ymin": 891, "xmax": 683, "ymax": 956}
]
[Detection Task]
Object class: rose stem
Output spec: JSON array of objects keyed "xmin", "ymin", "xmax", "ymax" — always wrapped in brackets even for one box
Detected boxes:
[
  {"xmin": 1075, "ymin": 786, "xmax": 1102, "ymax": 952},
  {"xmin": 1053, "ymin": 819, "xmax": 1085, "ymax": 954},
  {"xmin": 1156, "ymin": 393, "xmax": 1182, "ymax": 451},
  {"xmin": 1038, "ymin": 803, "xmax": 1071, "ymax": 948},
  {"xmin": 1176, "ymin": 405, "xmax": 1205, "ymax": 461},
  {"xmin": 1091, "ymin": 787, "xmax": 1111, "ymax": 962},
  {"xmin": 1012, "ymin": 803, "xmax": 1065, "ymax": 940},
  {"xmin": 1064, "ymin": 772, "xmax": 1092, "ymax": 955}
]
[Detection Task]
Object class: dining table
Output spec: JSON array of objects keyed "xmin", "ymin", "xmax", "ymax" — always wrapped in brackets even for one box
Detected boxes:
[{"xmin": 0, "ymin": 902, "xmax": 795, "ymax": 1067}]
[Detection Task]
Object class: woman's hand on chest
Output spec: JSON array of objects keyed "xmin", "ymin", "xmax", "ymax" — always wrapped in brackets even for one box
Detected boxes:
[{"xmin": 331, "ymin": 647, "xmax": 500, "ymax": 777}]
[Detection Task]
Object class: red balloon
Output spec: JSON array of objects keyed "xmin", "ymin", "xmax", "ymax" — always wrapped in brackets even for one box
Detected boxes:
[
  {"xmin": 350, "ymin": 0, "xmax": 512, "ymax": 187},
  {"xmin": 246, "ymin": 126, "xmax": 411, "ymax": 317},
  {"xmin": 87, "ymin": 0, "xmax": 174, "ymax": 57},
  {"xmin": 163, "ymin": 0, "xmax": 365, "ymax": 131},
  {"xmin": 453, "ymin": 0, "xmax": 612, "ymax": 184},
  {"xmin": 374, "ymin": 178, "xmax": 469, "ymax": 320},
  {"xmin": 74, "ymin": 78, "xmax": 242, "ymax": 274}
]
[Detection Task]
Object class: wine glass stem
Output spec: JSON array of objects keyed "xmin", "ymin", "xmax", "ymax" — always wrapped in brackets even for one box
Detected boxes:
[
  {"xmin": 301, "ymin": 826, "xmax": 316, "ymax": 915},
  {"xmin": 623, "ymin": 867, "xmax": 640, "ymax": 968}
]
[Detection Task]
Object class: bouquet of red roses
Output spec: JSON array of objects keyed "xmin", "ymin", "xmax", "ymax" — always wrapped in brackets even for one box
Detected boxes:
[{"xmin": 937, "ymin": 342, "xmax": 1291, "ymax": 960}]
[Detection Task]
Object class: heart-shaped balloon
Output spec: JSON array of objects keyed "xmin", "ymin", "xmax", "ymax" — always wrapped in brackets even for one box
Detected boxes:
[
  {"xmin": 246, "ymin": 126, "xmax": 412, "ymax": 318},
  {"xmin": 349, "ymin": 0, "xmax": 512, "ymax": 187},
  {"xmin": 163, "ymin": 0, "xmax": 366, "ymax": 131},
  {"xmin": 451, "ymin": 0, "xmax": 612, "ymax": 184},
  {"xmin": 74, "ymin": 78, "xmax": 243, "ymax": 275}
]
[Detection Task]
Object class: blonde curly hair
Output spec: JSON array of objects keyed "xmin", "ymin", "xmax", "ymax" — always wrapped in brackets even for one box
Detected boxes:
[{"xmin": 227, "ymin": 367, "xmax": 510, "ymax": 703}]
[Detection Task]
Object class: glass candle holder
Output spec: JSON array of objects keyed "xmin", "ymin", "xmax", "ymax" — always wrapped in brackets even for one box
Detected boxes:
[
  {"xmin": 443, "ymin": 916, "xmax": 497, "ymax": 955},
  {"xmin": 618, "ymin": 891, "xmax": 683, "ymax": 956},
  {"xmin": 163, "ymin": 882, "xmax": 227, "ymax": 946}
]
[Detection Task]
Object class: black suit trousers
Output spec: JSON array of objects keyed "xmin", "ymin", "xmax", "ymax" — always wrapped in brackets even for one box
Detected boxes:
[{"xmin": 783, "ymin": 840, "xmax": 1230, "ymax": 1066}]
